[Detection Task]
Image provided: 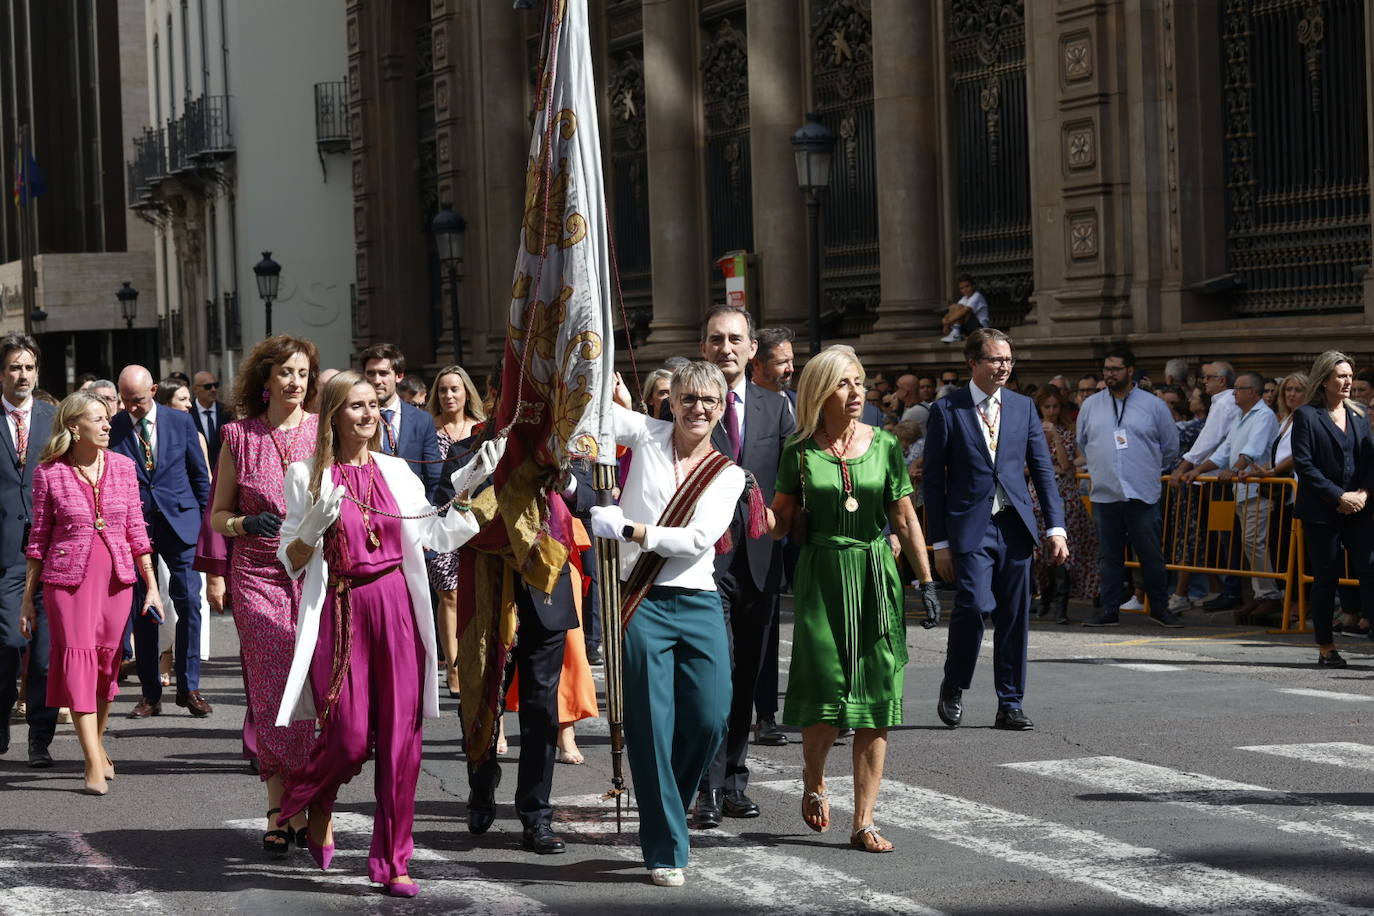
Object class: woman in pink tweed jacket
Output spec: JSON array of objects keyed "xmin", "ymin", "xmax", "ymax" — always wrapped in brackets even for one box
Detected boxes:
[{"xmin": 20, "ymin": 391, "xmax": 162, "ymax": 796}]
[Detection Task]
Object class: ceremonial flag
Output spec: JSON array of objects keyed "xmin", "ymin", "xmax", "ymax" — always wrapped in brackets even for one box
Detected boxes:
[
  {"xmin": 455, "ymin": 0, "xmax": 615, "ymax": 765},
  {"xmin": 12, "ymin": 133, "xmax": 46, "ymax": 207}
]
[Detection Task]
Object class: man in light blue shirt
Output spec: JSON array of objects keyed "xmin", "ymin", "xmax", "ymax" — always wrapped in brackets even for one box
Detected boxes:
[
  {"xmin": 1077, "ymin": 347, "xmax": 1182, "ymax": 627},
  {"xmin": 1182, "ymin": 371, "xmax": 1282, "ymax": 615}
]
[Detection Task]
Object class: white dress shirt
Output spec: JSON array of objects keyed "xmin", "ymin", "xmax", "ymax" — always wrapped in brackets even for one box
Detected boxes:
[{"xmin": 1183, "ymin": 388, "xmax": 1238, "ymax": 466}]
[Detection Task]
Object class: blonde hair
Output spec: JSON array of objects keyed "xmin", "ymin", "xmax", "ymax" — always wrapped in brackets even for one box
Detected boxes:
[
  {"xmin": 426, "ymin": 364, "xmax": 487, "ymax": 423},
  {"xmin": 793, "ymin": 345, "xmax": 865, "ymax": 444},
  {"xmin": 40, "ymin": 392, "xmax": 108, "ymax": 464},
  {"xmin": 640, "ymin": 368, "xmax": 673, "ymax": 413},
  {"xmin": 308, "ymin": 370, "xmax": 382, "ymax": 499},
  {"xmin": 669, "ymin": 361, "xmax": 728, "ymax": 406},
  {"xmin": 1275, "ymin": 372, "xmax": 1309, "ymax": 422},
  {"xmin": 1303, "ymin": 351, "xmax": 1365, "ymax": 416}
]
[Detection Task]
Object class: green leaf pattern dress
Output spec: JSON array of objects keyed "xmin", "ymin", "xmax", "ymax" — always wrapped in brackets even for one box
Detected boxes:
[{"xmin": 775, "ymin": 429, "xmax": 911, "ymax": 729}]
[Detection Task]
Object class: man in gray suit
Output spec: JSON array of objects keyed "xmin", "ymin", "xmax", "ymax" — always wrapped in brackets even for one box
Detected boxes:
[
  {"xmin": 0, "ymin": 335, "xmax": 57, "ymax": 766},
  {"xmin": 694, "ymin": 307, "xmax": 796, "ymax": 827}
]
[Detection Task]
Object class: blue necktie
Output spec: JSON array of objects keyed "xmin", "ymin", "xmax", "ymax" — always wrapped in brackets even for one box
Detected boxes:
[{"xmin": 381, "ymin": 408, "xmax": 397, "ymax": 454}]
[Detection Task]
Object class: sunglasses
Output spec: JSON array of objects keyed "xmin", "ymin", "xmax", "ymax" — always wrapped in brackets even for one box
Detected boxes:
[{"xmin": 200, "ymin": 382, "xmax": 219, "ymax": 390}]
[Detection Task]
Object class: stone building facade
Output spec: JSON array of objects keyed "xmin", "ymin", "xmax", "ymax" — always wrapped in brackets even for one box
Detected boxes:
[{"xmin": 347, "ymin": 0, "xmax": 1374, "ymax": 380}]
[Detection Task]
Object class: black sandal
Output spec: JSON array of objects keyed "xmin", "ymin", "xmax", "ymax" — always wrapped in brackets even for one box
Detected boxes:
[{"xmin": 263, "ymin": 807, "xmax": 291, "ymax": 857}]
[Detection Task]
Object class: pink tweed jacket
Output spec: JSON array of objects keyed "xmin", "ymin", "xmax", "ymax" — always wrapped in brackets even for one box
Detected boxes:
[{"xmin": 26, "ymin": 451, "xmax": 153, "ymax": 586}]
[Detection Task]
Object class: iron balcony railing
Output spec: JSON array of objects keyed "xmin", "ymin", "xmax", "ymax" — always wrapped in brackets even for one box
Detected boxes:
[
  {"xmin": 184, "ymin": 95, "xmax": 234, "ymax": 159},
  {"xmin": 314, "ymin": 80, "xmax": 349, "ymax": 153}
]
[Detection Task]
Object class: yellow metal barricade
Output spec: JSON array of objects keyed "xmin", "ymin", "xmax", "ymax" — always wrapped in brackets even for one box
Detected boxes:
[{"xmin": 1075, "ymin": 473, "xmax": 1302, "ymax": 632}]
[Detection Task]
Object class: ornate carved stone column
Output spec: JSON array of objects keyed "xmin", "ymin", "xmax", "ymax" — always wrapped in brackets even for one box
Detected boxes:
[
  {"xmin": 642, "ymin": 0, "xmax": 706, "ymax": 353},
  {"xmin": 867, "ymin": 0, "xmax": 940, "ymax": 340},
  {"xmin": 1024, "ymin": 0, "xmax": 1133, "ymax": 341},
  {"xmin": 746, "ymin": 0, "xmax": 807, "ymax": 332}
]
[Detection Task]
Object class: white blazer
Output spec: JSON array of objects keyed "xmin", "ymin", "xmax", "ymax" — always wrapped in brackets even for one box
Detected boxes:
[{"xmin": 274, "ymin": 452, "xmax": 479, "ymax": 726}]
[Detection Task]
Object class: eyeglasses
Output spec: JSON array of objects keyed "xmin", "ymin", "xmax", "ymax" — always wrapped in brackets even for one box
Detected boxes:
[
  {"xmin": 200, "ymin": 382, "xmax": 219, "ymax": 390},
  {"xmin": 677, "ymin": 393, "xmax": 720, "ymax": 410},
  {"xmin": 979, "ymin": 357, "xmax": 1015, "ymax": 367},
  {"xmin": 1101, "ymin": 365, "xmax": 1130, "ymax": 374}
]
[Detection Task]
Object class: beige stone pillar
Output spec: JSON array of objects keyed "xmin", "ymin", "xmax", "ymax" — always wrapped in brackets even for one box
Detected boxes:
[
  {"xmin": 868, "ymin": 0, "xmax": 941, "ymax": 337},
  {"xmin": 746, "ymin": 0, "xmax": 806, "ymax": 332},
  {"xmin": 642, "ymin": 0, "xmax": 706, "ymax": 352}
]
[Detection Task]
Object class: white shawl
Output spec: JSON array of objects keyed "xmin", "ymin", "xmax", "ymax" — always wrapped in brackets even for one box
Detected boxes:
[{"xmin": 274, "ymin": 452, "xmax": 479, "ymax": 726}]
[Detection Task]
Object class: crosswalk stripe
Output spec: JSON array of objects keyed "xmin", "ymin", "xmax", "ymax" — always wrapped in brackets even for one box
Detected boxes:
[
  {"xmin": 753, "ymin": 775, "xmax": 1373, "ymax": 914},
  {"xmin": 1004, "ymin": 755, "xmax": 1374, "ymax": 856},
  {"xmin": 0, "ymin": 832, "xmax": 170, "ymax": 915},
  {"xmin": 1276, "ymin": 688, "xmax": 1374, "ymax": 703},
  {"xmin": 554, "ymin": 793, "xmax": 943, "ymax": 915},
  {"xmin": 1239, "ymin": 742, "xmax": 1374, "ymax": 769},
  {"xmin": 224, "ymin": 813, "xmax": 550, "ymax": 913}
]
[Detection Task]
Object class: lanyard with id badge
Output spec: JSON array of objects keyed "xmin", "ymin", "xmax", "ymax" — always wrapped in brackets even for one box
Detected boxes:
[{"xmin": 1112, "ymin": 390, "xmax": 1131, "ymax": 450}]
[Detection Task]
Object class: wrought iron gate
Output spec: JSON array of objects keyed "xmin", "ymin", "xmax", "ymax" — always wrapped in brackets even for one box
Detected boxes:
[
  {"xmin": 946, "ymin": 0, "xmax": 1032, "ymax": 328},
  {"xmin": 702, "ymin": 9, "xmax": 753, "ymax": 304},
  {"xmin": 1222, "ymin": 0, "xmax": 1370, "ymax": 315}
]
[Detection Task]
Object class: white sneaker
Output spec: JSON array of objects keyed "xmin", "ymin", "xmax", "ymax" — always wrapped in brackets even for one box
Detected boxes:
[
  {"xmin": 1192, "ymin": 591, "xmax": 1219, "ymax": 608},
  {"xmin": 650, "ymin": 867, "xmax": 685, "ymax": 887},
  {"xmin": 1167, "ymin": 594, "xmax": 1190, "ymax": 613},
  {"xmin": 1120, "ymin": 596, "xmax": 1145, "ymax": 611},
  {"xmin": 940, "ymin": 329, "xmax": 962, "ymax": 343}
]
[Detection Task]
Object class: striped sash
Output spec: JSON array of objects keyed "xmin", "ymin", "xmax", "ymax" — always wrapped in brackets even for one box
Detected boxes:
[{"xmin": 620, "ymin": 449, "xmax": 734, "ymax": 629}]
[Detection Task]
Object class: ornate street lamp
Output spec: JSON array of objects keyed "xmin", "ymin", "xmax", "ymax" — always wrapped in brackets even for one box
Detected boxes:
[
  {"xmin": 253, "ymin": 251, "xmax": 282, "ymax": 337},
  {"xmin": 791, "ymin": 113, "xmax": 835, "ymax": 356},
  {"xmin": 116, "ymin": 281, "xmax": 139, "ymax": 330},
  {"xmin": 431, "ymin": 204, "xmax": 468, "ymax": 361}
]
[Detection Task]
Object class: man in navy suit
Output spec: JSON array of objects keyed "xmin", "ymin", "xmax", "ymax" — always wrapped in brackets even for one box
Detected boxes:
[
  {"xmin": 0, "ymin": 335, "xmax": 57, "ymax": 766},
  {"xmin": 190, "ymin": 370, "xmax": 233, "ymax": 468},
  {"xmin": 111, "ymin": 366, "xmax": 212, "ymax": 718},
  {"xmin": 361, "ymin": 343, "xmax": 441, "ymax": 503},
  {"xmin": 923, "ymin": 328, "xmax": 1068, "ymax": 731}
]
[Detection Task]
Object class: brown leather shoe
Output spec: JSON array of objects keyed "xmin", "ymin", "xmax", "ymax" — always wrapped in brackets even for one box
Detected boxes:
[
  {"xmin": 175, "ymin": 691, "xmax": 213, "ymax": 718},
  {"xmin": 127, "ymin": 698, "xmax": 162, "ymax": 719}
]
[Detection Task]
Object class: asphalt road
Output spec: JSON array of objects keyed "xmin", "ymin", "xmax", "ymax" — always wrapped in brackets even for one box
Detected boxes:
[{"xmin": 4, "ymin": 595, "xmax": 1374, "ymax": 915}]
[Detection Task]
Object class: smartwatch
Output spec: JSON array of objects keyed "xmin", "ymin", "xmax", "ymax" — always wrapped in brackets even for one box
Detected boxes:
[{"xmin": 621, "ymin": 523, "xmax": 635, "ymax": 541}]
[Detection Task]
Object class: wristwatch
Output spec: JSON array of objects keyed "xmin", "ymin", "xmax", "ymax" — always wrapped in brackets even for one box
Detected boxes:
[{"xmin": 621, "ymin": 523, "xmax": 635, "ymax": 541}]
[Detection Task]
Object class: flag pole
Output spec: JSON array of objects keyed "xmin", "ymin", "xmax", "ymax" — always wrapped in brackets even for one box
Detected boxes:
[
  {"xmin": 17, "ymin": 124, "xmax": 35, "ymax": 335},
  {"xmin": 593, "ymin": 462, "xmax": 626, "ymax": 830}
]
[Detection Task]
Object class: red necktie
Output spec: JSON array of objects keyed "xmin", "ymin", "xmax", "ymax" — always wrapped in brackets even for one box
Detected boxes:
[{"xmin": 10, "ymin": 408, "xmax": 27, "ymax": 465}]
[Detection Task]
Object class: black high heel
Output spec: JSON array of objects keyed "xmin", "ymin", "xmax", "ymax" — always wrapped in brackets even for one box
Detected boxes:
[{"xmin": 263, "ymin": 807, "xmax": 291, "ymax": 857}]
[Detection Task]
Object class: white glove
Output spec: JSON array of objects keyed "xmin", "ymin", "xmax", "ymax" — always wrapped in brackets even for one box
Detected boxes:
[
  {"xmin": 450, "ymin": 437, "xmax": 507, "ymax": 497},
  {"xmin": 296, "ymin": 481, "xmax": 345, "ymax": 547},
  {"xmin": 589, "ymin": 504, "xmax": 629, "ymax": 541}
]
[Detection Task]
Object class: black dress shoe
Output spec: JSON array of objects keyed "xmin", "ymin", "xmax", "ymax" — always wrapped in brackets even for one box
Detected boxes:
[
  {"xmin": 586, "ymin": 645, "xmax": 603, "ymax": 666},
  {"xmin": 722, "ymin": 790, "xmax": 760, "ymax": 818},
  {"xmin": 1201, "ymin": 594, "xmax": 1242, "ymax": 612},
  {"xmin": 0, "ymin": 717, "xmax": 9, "ymax": 755},
  {"xmin": 693, "ymin": 788, "xmax": 722, "ymax": 829},
  {"xmin": 754, "ymin": 717, "xmax": 787, "ymax": 746},
  {"xmin": 467, "ymin": 766, "xmax": 501, "ymax": 835},
  {"xmin": 521, "ymin": 823, "xmax": 566, "ymax": 854},
  {"xmin": 936, "ymin": 683, "xmax": 962, "ymax": 728},
  {"xmin": 993, "ymin": 708, "xmax": 1034, "ymax": 730},
  {"xmin": 27, "ymin": 740, "xmax": 53, "ymax": 768},
  {"xmin": 1318, "ymin": 650, "xmax": 1349, "ymax": 669}
]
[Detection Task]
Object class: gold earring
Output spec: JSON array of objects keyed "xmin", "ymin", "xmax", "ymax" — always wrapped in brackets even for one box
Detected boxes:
[{"xmin": 71, "ymin": 429, "xmax": 80, "ymax": 443}]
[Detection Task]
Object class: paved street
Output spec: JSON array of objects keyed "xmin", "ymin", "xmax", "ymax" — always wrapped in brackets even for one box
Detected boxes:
[{"xmin": 4, "ymin": 596, "xmax": 1374, "ymax": 915}]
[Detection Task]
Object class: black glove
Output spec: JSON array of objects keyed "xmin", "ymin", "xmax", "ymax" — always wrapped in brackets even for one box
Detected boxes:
[
  {"xmin": 918, "ymin": 580, "xmax": 941, "ymax": 629},
  {"xmin": 241, "ymin": 512, "xmax": 283, "ymax": 538}
]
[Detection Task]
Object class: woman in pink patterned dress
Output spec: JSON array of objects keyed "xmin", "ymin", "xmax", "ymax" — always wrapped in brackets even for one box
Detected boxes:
[{"xmin": 209, "ymin": 335, "xmax": 320, "ymax": 856}]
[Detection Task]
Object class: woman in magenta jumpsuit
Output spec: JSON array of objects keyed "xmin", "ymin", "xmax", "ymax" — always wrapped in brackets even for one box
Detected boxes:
[{"xmin": 273, "ymin": 371, "xmax": 501, "ymax": 897}]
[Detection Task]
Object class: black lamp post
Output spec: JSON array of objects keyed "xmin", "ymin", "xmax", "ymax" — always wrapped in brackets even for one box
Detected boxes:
[
  {"xmin": 790, "ymin": 113, "xmax": 836, "ymax": 356},
  {"xmin": 116, "ymin": 281, "xmax": 139, "ymax": 330},
  {"xmin": 431, "ymin": 204, "xmax": 468, "ymax": 361},
  {"xmin": 253, "ymin": 251, "xmax": 281, "ymax": 337}
]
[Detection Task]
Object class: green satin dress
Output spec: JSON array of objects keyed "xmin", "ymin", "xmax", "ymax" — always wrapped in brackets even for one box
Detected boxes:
[{"xmin": 776, "ymin": 428, "xmax": 911, "ymax": 729}]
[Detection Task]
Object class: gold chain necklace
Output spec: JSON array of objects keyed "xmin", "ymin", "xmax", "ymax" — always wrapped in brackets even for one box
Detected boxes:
[{"xmin": 73, "ymin": 453, "xmax": 107, "ymax": 530}]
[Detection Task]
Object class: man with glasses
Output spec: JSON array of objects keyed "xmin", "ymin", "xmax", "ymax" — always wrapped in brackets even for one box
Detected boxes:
[
  {"xmin": 1076, "ymin": 374, "xmax": 1101, "ymax": 406},
  {"xmin": 1169, "ymin": 361, "xmax": 1243, "ymax": 611},
  {"xmin": 1181, "ymin": 371, "xmax": 1282, "ymax": 623},
  {"xmin": 924, "ymin": 328, "xmax": 1068, "ymax": 731},
  {"xmin": 694, "ymin": 305, "xmax": 795, "ymax": 825},
  {"xmin": 89, "ymin": 379, "xmax": 118, "ymax": 413},
  {"xmin": 191, "ymin": 371, "xmax": 232, "ymax": 467},
  {"xmin": 1077, "ymin": 347, "xmax": 1183, "ymax": 628}
]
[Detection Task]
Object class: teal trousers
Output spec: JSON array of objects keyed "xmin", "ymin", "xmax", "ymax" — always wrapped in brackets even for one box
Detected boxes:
[{"xmin": 623, "ymin": 585, "xmax": 732, "ymax": 869}]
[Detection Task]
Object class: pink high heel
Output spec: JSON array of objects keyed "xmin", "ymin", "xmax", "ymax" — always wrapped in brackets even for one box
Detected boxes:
[
  {"xmin": 386, "ymin": 878, "xmax": 420, "ymax": 898},
  {"xmin": 307, "ymin": 836, "xmax": 334, "ymax": 871}
]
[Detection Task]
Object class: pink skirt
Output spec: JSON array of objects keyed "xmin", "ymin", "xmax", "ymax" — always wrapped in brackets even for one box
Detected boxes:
[{"xmin": 45, "ymin": 535, "xmax": 131, "ymax": 713}]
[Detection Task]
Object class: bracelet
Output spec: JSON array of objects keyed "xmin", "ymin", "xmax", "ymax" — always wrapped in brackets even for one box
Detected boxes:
[
  {"xmin": 227, "ymin": 516, "xmax": 239, "ymax": 536},
  {"xmin": 453, "ymin": 500, "xmax": 473, "ymax": 513}
]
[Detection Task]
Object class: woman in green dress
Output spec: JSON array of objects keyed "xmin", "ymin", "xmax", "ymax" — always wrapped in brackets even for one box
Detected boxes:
[{"xmin": 770, "ymin": 346, "xmax": 941, "ymax": 853}]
